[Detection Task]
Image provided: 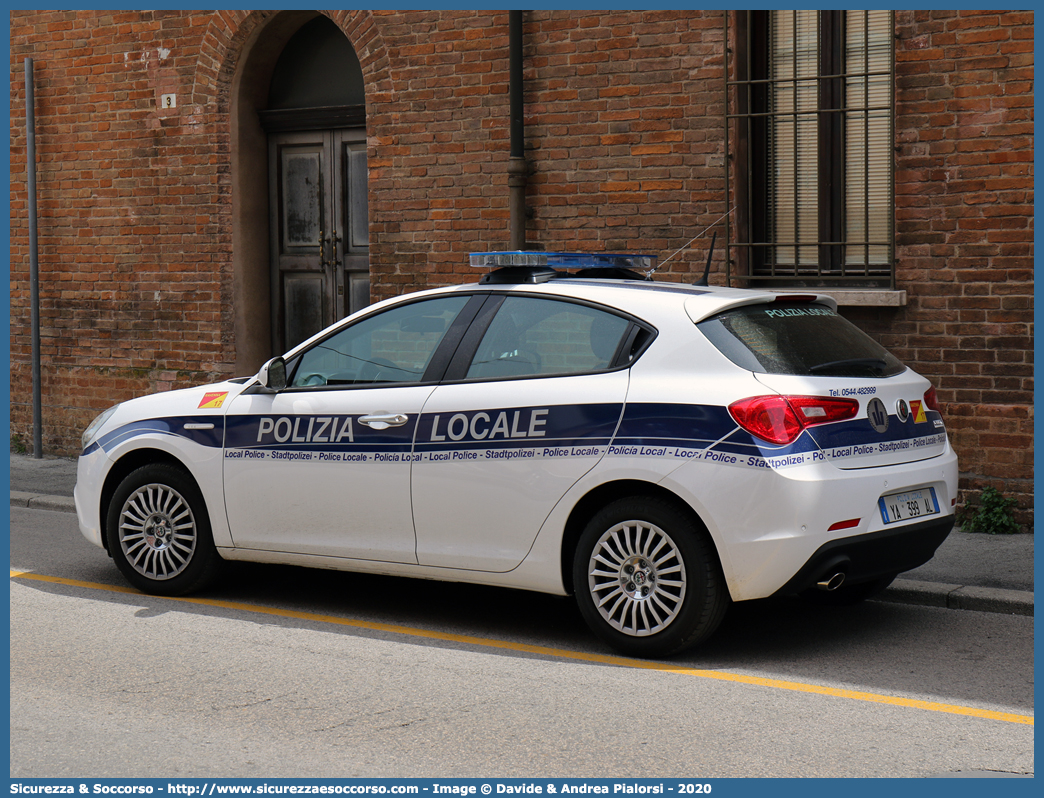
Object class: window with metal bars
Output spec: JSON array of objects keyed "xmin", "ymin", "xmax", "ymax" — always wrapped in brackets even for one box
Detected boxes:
[{"xmin": 725, "ymin": 10, "xmax": 895, "ymax": 287}]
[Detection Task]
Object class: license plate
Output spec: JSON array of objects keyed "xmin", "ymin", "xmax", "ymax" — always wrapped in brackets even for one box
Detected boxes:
[{"xmin": 879, "ymin": 487, "xmax": 940, "ymax": 524}]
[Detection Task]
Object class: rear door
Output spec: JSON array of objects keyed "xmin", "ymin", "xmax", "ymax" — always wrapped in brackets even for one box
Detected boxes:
[{"xmin": 410, "ymin": 294, "xmax": 637, "ymax": 572}]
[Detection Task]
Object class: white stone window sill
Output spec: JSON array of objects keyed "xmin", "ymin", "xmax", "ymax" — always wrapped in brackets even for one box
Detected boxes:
[{"xmin": 774, "ymin": 289, "xmax": 907, "ymax": 307}]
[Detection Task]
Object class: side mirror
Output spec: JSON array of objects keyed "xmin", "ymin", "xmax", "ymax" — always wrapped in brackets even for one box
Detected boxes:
[{"xmin": 256, "ymin": 356, "xmax": 287, "ymax": 392}]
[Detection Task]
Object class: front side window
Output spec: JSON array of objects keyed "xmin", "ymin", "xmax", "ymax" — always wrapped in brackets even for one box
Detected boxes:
[
  {"xmin": 727, "ymin": 10, "xmax": 894, "ymax": 287},
  {"xmin": 290, "ymin": 295, "xmax": 469, "ymax": 387},
  {"xmin": 465, "ymin": 296, "xmax": 631, "ymax": 380}
]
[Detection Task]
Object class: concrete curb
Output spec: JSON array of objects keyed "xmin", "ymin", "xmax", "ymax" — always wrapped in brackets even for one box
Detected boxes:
[
  {"xmin": 883, "ymin": 578, "xmax": 1034, "ymax": 617},
  {"xmin": 11, "ymin": 491, "xmax": 1034, "ymax": 618},
  {"xmin": 11, "ymin": 491, "xmax": 77, "ymax": 514}
]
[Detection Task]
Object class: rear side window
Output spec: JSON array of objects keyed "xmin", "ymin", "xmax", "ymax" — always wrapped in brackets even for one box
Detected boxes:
[
  {"xmin": 465, "ymin": 296, "xmax": 631, "ymax": 380},
  {"xmin": 697, "ymin": 303, "xmax": 905, "ymax": 377}
]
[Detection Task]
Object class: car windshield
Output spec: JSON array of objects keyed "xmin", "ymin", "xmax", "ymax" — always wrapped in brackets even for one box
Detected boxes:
[{"xmin": 697, "ymin": 302, "xmax": 905, "ymax": 377}]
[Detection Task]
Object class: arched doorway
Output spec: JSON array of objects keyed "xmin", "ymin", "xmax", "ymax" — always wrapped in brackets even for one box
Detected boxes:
[
  {"xmin": 261, "ymin": 16, "xmax": 369, "ymax": 352},
  {"xmin": 229, "ymin": 12, "xmax": 369, "ymax": 374}
]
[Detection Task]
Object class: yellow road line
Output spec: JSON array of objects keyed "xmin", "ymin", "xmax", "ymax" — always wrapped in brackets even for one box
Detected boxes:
[{"xmin": 11, "ymin": 569, "xmax": 1033, "ymax": 727}]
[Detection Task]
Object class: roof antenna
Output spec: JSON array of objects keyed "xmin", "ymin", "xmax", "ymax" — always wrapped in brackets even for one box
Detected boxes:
[
  {"xmin": 694, "ymin": 231, "xmax": 716, "ymax": 287},
  {"xmin": 649, "ymin": 206, "xmax": 735, "ymax": 278}
]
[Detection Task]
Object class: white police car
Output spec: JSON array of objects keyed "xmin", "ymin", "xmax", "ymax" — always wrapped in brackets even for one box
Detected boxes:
[{"xmin": 75, "ymin": 252, "xmax": 957, "ymax": 657}]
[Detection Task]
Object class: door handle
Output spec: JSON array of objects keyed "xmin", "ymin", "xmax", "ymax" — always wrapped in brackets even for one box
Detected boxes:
[{"xmin": 358, "ymin": 413, "xmax": 409, "ymax": 430}]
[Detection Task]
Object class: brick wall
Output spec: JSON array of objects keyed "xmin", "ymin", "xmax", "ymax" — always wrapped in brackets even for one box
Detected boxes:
[
  {"xmin": 522, "ymin": 11, "xmax": 725, "ymax": 271},
  {"xmin": 9, "ymin": 10, "xmax": 1034, "ymax": 525},
  {"xmin": 10, "ymin": 10, "xmax": 230, "ymax": 453},
  {"xmin": 849, "ymin": 9, "xmax": 1034, "ymax": 525},
  {"xmin": 365, "ymin": 9, "xmax": 725, "ymax": 298},
  {"xmin": 365, "ymin": 10, "xmax": 516, "ymax": 296}
]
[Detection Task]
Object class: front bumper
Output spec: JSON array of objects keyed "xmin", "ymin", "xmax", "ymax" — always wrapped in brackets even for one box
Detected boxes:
[{"xmin": 74, "ymin": 448, "xmax": 110, "ymax": 550}]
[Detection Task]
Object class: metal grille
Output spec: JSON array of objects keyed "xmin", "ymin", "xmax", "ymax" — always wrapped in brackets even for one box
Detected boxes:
[{"xmin": 724, "ymin": 11, "xmax": 895, "ymax": 287}]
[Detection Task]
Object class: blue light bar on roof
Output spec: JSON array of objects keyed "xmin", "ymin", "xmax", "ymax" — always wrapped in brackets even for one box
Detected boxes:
[{"xmin": 469, "ymin": 251, "xmax": 656, "ymax": 272}]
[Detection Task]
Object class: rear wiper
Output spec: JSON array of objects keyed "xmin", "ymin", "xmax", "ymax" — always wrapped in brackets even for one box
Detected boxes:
[{"xmin": 809, "ymin": 357, "xmax": 888, "ymax": 376}]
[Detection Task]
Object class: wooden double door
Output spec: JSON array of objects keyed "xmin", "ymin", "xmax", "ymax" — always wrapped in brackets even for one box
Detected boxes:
[{"xmin": 269, "ymin": 128, "xmax": 369, "ymax": 352}]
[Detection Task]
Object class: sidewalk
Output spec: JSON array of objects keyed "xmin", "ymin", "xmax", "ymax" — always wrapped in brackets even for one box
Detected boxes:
[{"xmin": 8, "ymin": 453, "xmax": 1034, "ymax": 616}]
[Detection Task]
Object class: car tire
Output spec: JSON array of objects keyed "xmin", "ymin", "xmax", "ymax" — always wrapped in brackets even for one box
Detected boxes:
[
  {"xmin": 573, "ymin": 497, "xmax": 729, "ymax": 658},
  {"xmin": 801, "ymin": 572, "xmax": 897, "ymax": 606},
  {"xmin": 105, "ymin": 463, "xmax": 223, "ymax": 596}
]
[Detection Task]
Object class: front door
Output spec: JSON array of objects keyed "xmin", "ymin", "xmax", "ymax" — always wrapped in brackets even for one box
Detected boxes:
[
  {"xmin": 269, "ymin": 128, "xmax": 369, "ymax": 353},
  {"xmin": 221, "ymin": 293, "xmax": 475, "ymax": 563}
]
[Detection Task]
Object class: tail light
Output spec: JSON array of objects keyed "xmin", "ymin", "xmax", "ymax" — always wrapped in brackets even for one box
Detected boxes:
[
  {"xmin": 728, "ymin": 395, "xmax": 859, "ymax": 445},
  {"xmin": 923, "ymin": 385, "xmax": 941, "ymax": 413}
]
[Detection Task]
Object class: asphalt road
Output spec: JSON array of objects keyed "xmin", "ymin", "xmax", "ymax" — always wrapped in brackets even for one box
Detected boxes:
[{"xmin": 9, "ymin": 505, "xmax": 1034, "ymax": 779}]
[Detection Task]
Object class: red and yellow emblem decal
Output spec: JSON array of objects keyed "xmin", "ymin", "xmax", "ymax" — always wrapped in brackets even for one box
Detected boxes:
[
  {"xmin": 198, "ymin": 391, "xmax": 229, "ymax": 410},
  {"xmin": 909, "ymin": 399, "xmax": 927, "ymax": 424}
]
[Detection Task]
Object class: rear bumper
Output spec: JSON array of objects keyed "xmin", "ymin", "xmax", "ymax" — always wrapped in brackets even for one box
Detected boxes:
[{"xmin": 772, "ymin": 514, "xmax": 955, "ymax": 596}]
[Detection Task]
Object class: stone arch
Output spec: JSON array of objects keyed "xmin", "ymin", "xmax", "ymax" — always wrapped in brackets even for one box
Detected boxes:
[{"xmin": 191, "ymin": 10, "xmax": 391, "ymax": 374}]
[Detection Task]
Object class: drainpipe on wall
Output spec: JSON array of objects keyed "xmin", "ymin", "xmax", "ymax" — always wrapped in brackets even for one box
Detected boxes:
[
  {"xmin": 508, "ymin": 10, "xmax": 527, "ymax": 250},
  {"xmin": 25, "ymin": 57, "xmax": 42, "ymax": 459}
]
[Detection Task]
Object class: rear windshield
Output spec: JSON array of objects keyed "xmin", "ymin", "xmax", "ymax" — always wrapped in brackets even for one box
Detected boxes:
[{"xmin": 697, "ymin": 303, "xmax": 905, "ymax": 378}]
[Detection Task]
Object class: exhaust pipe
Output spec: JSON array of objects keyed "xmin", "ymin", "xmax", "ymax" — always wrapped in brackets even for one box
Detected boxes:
[{"xmin": 816, "ymin": 572, "xmax": 846, "ymax": 591}]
